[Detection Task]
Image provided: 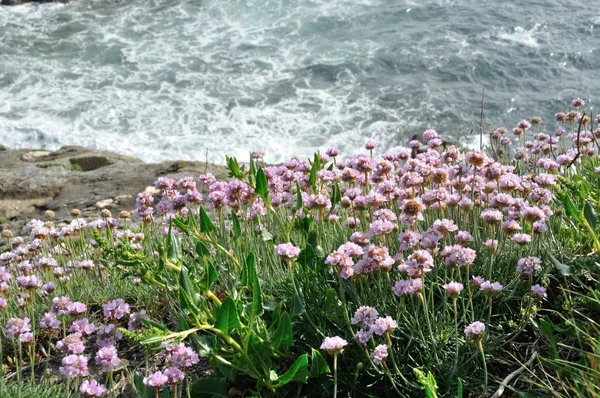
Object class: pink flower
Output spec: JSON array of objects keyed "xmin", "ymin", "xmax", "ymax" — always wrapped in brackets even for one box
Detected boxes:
[
  {"xmin": 516, "ymin": 257, "xmax": 542, "ymax": 275},
  {"xmin": 355, "ymin": 329, "xmax": 372, "ymax": 345},
  {"xmin": 392, "ymin": 279, "xmax": 423, "ymax": 296},
  {"xmin": 365, "ymin": 140, "xmax": 377, "ymax": 150},
  {"xmin": 370, "ymin": 344, "xmax": 388, "ymax": 365},
  {"xmin": 95, "ymin": 345, "xmax": 120, "ymax": 373},
  {"xmin": 80, "ymin": 380, "xmax": 106, "ymax": 397},
  {"xmin": 103, "ymin": 299, "xmax": 131, "ymax": 320},
  {"xmin": 480, "ymin": 281, "xmax": 503, "ymax": 296},
  {"xmin": 443, "ymin": 282, "xmax": 464, "ymax": 297},
  {"xmin": 441, "ymin": 245, "xmax": 476, "ymax": 268},
  {"xmin": 6, "ymin": 317, "xmax": 31, "ymax": 339},
  {"xmin": 404, "ymin": 250, "xmax": 434, "ymax": 277},
  {"xmin": 371, "ymin": 316, "xmax": 397, "ymax": 336},
  {"xmin": 164, "ymin": 367, "xmax": 185, "ymax": 384},
  {"xmin": 464, "ymin": 322, "xmax": 485, "ymax": 339},
  {"xmin": 320, "ymin": 336, "xmax": 348, "ymax": 354},
  {"xmin": 531, "ymin": 284, "xmax": 547, "ymax": 299},
  {"xmin": 70, "ymin": 318, "xmax": 96, "ymax": 336},
  {"xmin": 274, "ymin": 243, "xmax": 301, "ymax": 260},
  {"xmin": 56, "ymin": 333, "xmax": 86, "ymax": 354},
  {"xmin": 351, "ymin": 306, "xmax": 379, "ymax": 328},
  {"xmin": 512, "ymin": 233, "xmax": 532, "ymax": 246},
  {"xmin": 481, "ymin": 209, "xmax": 503, "ymax": 224},
  {"xmin": 60, "ymin": 355, "xmax": 89, "ymax": 378},
  {"xmin": 144, "ymin": 371, "xmax": 168, "ymax": 388},
  {"xmin": 39, "ymin": 312, "xmax": 61, "ymax": 330}
]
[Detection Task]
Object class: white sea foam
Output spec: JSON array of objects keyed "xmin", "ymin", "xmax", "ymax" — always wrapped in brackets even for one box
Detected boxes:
[{"xmin": 0, "ymin": 1, "xmax": 595, "ymax": 163}]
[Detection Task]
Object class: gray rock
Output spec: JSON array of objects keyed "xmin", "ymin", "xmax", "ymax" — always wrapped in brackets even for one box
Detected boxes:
[{"xmin": 0, "ymin": 146, "xmax": 228, "ymax": 234}]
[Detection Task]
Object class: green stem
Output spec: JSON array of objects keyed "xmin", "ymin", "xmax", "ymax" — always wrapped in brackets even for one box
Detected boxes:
[{"xmin": 478, "ymin": 340, "xmax": 488, "ymax": 392}]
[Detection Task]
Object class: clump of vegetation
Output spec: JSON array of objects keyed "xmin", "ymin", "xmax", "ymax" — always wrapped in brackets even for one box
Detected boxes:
[
  {"xmin": 0, "ymin": 99, "xmax": 599, "ymax": 397},
  {"xmin": 35, "ymin": 163, "xmax": 60, "ymax": 169}
]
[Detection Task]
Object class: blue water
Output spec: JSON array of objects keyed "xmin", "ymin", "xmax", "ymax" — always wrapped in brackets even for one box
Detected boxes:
[{"xmin": 0, "ymin": 0, "xmax": 598, "ymax": 163}]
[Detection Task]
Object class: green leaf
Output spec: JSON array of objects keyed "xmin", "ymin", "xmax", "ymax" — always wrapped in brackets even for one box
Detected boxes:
[
  {"xmin": 179, "ymin": 268, "xmax": 197, "ymax": 305},
  {"xmin": 456, "ymin": 378, "xmax": 463, "ymax": 398},
  {"xmin": 309, "ymin": 162, "xmax": 318, "ymax": 191},
  {"xmin": 191, "ymin": 334, "xmax": 215, "ymax": 357},
  {"xmin": 226, "ymin": 156, "xmax": 245, "ymax": 180},
  {"xmin": 564, "ymin": 196, "xmax": 579, "ymax": 220},
  {"xmin": 195, "ymin": 241, "xmax": 210, "ymax": 258},
  {"xmin": 584, "ymin": 201, "xmax": 598, "ymax": 230},
  {"xmin": 291, "ymin": 291, "xmax": 305, "ymax": 318},
  {"xmin": 246, "ymin": 254, "xmax": 264, "ymax": 318},
  {"xmin": 172, "ymin": 217, "xmax": 189, "ymax": 233},
  {"xmin": 330, "ymin": 183, "xmax": 341, "ymax": 210},
  {"xmin": 295, "ymin": 182, "xmax": 303, "ymax": 211},
  {"xmin": 201, "ymin": 262, "xmax": 219, "ymax": 291},
  {"xmin": 249, "ymin": 155, "xmax": 257, "ymax": 186},
  {"xmin": 199, "ymin": 207, "xmax": 216, "ymax": 233},
  {"xmin": 309, "ymin": 348, "xmax": 330, "ymax": 378},
  {"xmin": 539, "ymin": 317, "xmax": 558, "ymax": 359},
  {"xmin": 214, "ymin": 297, "xmax": 241, "ymax": 335},
  {"xmin": 277, "ymin": 354, "xmax": 309, "ymax": 386},
  {"xmin": 255, "ymin": 168, "xmax": 270, "ymax": 203},
  {"xmin": 133, "ymin": 373, "xmax": 156, "ymax": 398},
  {"xmin": 190, "ymin": 377, "xmax": 228, "ymax": 397},
  {"xmin": 140, "ymin": 318, "xmax": 169, "ymax": 332},
  {"xmin": 231, "ymin": 210, "xmax": 241, "ymax": 240},
  {"xmin": 271, "ymin": 312, "xmax": 293, "ymax": 349},
  {"xmin": 548, "ymin": 253, "xmax": 571, "ymax": 276}
]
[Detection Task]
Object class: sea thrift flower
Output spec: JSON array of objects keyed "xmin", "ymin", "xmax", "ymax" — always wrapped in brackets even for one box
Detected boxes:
[
  {"xmin": 320, "ymin": 336, "xmax": 348, "ymax": 354},
  {"xmin": 52, "ymin": 296, "xmax": 72, "ymax": 315},
  {"xmin": 56, "ymin": 333, "xmax": 86, "ymax": 354},
  {"xmin": 70, "ymin": 318, "xmax": 96, "ymax": 336},
  {"xmin": 512, "ymin": 234, "xmax": 532, "ymax": 246},
  {"xmin": 455, "ymin": 231, "xmax": 473, "ymax": 246},
  {"xmin": 17, "ymin": 275, "xmax": 42, "ymax": 290},
  {"xmin": 166, "ymin": 344, "xmax": 200, "ymax": 368},
  {"xmin": 531, "ymin": 284, "xmax": 547, "ymax": 299},
  {"xmin": 6, "ymin": 317, "xmax": 31, "ymax": 339},
  {"xmin": 60, "ymin": 355, "xmax": 89, "ymax": 378},
  {"xmin": 19, "ymin": 332, "xmax": 34, "ymax": 343},
  {"xmin": 516, "ymin": 257, "xmax": 542, "ymax": 274},
  {"xmin": 355, "ymin": 329, "xmax": 372, "ymax": 345},
  {"xmin": 274, "ymin": 243, "xmax": 301, "ymax": 260},
  {"xmin": 443, "ymin": 282, "xmax": 464, "ymax": 297},
  {"xmin": 393, "ymin": 279, "xmax": 423, "ymax": 296},
  {"xmin": 144, "ymin": 371, "xmax": 168, "ymax": 388},
  {"xmin": 441, "ymin": 245, "xmax": 477, "ymax": 268},
  {"xmin": 80, "ymin": 379, "xmax": 107, "ymax": 397},
  {"xmin": 481, "ymin": 209, "xmax": 503, "ymax": 224},
  {"xmin": 480, "ymin": 281, "xmax": 503, "ymax": 296},
  {"xmin": 164, "ymin": 367, "xmax": 185, "ymax": 384},
  {"xmin": 68, "ymin": 302, "xmax": 88, "ymax": 316},
  {"xmin": 96, "ymin": 324, "xmax": 123, "ymax": 347},
  {"xmin": 351, "ymin": 306, "xmax": 379, "ymax": 328},
  {"xmin": 128, "ymin": 310, "xmax": 148, "ymax": 332},
  {"xmin": 370, "ymin": 344, "xmax": 389, "ymax": 364},
  {"xmin": 464, "ymin": 322, "xmax": 486, "ymax": 340},
  {"xmin": 0, "ymin": 297, "xmax": 6, "ymax": 310},
  {"xmin": 404, "ymin": 250, "xmax": 434, "ymax": 277},
  {"xmin": 365, "ymin": 140, "xmax": 377, "ymax": 150},
  {"xmin": 571, "ymin": 98, "xmax": 585, "ymax": 107},
  {"xmin": 95, "ymin": 345, "xmax": 120, "ymax": 372},
  {"xmin": 371, "ymin": 316, "xmax": 398, "ymax": 336},
  {"xmin": 471, "ymin": 276, "xmax": 485, "ymax": 288},
  {"xmin": 485, "ymin": 239, "xmax": 498, "ymax": 251},
  {"xmin": 398, "ymin": 231, "xmax": 421, "ymax": 250},
  {"xmin": 103, "ymin": 299, "xmax": 131, "ymax": 320},
  {"xmin": 39, "ymin": 312, "xmax": 61, "ymax": 330}
]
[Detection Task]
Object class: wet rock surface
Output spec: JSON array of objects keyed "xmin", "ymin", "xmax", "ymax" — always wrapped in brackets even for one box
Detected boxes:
[{"xmin": 0, "ymin": 146, "xmax": 228, "ymax": 234}]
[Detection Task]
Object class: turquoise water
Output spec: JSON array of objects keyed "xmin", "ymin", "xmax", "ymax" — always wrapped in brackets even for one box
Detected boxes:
[{"xmin": 0, "ymin": 0, "xmax": 598, "ymax": 163}]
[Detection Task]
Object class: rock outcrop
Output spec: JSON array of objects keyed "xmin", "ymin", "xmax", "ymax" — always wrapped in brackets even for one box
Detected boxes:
[{"xmin": 0, "ymin": 146, "xmax": 228, "ymax": 233}]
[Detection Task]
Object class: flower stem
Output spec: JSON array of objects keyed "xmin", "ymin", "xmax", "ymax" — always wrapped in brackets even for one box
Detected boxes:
[{"xmin": 333, "ymin": 353, "xmax": 338, "ymax": 398}]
